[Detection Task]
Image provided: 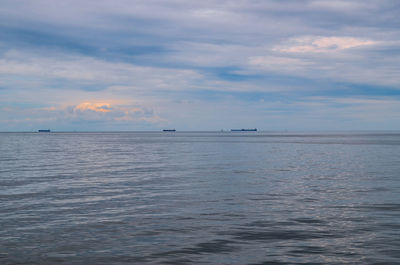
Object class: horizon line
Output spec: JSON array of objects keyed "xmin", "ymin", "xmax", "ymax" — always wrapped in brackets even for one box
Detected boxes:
[{"xmin": 1, "ymin": 129, "xmax": 400, "ymax": 133}]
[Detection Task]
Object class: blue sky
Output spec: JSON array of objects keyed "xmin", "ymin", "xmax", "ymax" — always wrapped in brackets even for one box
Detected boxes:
[{"xmin": 1, "ymin": 0, "xmax": 399, "ymax": 131}]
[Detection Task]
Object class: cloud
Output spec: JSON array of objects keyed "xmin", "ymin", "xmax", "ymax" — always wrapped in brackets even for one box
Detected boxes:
[
  {"xmin": 0, "ymin": 50, "xmax": 203, "ymax": 91},
  {"xmin": 64, "ymin": 101, "xmax": 163, "ymax": 123},
  {"xmin": 248, "ymin": 35, "xmax": 399, "ymax": 87},
  {"xmin": 74, "ymin": 102, "xmax": 113, "ymax": 113},
  {"xmin": 248, "ymin": 55, "xmax": 313, "ymax": 73},
  {"xmin": 309, "ymin": 0, "xmax": 365, "ymax": 11},
  {"xmin": 0, "ymin": 100, "xmax": 165, "ymax": 130},
  {"xmin": 1, "ymin": 0, "xmax": 400, "ymax": 130},
  {"xmin": 274, "ymin": 36, "xmax": 378, "ymax": 53}
]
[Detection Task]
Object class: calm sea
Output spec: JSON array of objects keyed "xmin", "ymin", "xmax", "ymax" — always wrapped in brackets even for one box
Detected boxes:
[{"xmin": 1, "ymin": 132, "xmax": 399, "ymax": 264}]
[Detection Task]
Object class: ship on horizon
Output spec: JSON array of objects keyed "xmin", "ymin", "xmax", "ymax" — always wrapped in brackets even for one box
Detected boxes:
[
  {"xmin": 38, "ymin": 129, "xmax": 51, "ymax": 132},
  {"xmin": 231, "ymin": 128, "xmax": 257, "ymax": 132},
  {"xmin": 163, "ymin": 129, "xmax": 176, "ymax": 132}
]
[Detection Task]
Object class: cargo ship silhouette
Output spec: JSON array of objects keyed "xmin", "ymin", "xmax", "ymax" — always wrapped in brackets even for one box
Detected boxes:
[{"xmin": 231, "ymin": 128, "xmax": 257, "ymax": 132}]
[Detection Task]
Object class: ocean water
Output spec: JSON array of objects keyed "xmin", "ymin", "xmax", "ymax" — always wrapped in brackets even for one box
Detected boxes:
[{"xmin": 0, "ymin": 131, "xmax": 399, "ymax": 265}]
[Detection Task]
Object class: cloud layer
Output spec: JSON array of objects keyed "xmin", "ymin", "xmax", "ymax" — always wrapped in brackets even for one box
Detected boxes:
[{"xmin": 1, "ymin": 0, "xmax": 399, "ymax": 130}]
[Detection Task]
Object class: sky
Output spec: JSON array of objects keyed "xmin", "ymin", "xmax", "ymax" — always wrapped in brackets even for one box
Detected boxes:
[{"xmin": 0, "ymin": 0, "xmax": 399, "ymax": 131}]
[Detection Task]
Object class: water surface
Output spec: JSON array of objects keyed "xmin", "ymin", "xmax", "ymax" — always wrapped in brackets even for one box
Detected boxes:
[{"xmin": 1, "ymin": 132, "xmax": 399, "ymax": 264}]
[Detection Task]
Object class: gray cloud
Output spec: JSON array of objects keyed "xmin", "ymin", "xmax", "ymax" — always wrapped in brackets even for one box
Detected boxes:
[{"xmin": 1, "ymin": 0, "xmax": 399, "ymax": 130}]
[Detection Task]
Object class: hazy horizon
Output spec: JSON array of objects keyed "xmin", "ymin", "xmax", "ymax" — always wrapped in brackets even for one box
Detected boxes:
[{"xmin": 2, "ymin": 130, "xmax": 400, "ymax": 134}]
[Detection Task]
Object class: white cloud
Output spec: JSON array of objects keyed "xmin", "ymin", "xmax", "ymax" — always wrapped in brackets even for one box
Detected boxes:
[
  {"xmin": 309, "ymin": 0, "xmax": 365, "ymax": 11},
  {"xmin": 0, "ymin": 50, "xmax": 203, "ymax": 91},
  {"xmin": 274, "ymin": 36, "xmax": 378, "ymax": 53},
  {"xmin": 248, "ymin": 55, "xmax": 313, "ymax": 73},
  {"xmin": 0, "ymin": 100, "xmax": 165, "ymax": 128},
  {"xmin": 246, "ymin": 35, "xmax": 400, "ymax": 87}
]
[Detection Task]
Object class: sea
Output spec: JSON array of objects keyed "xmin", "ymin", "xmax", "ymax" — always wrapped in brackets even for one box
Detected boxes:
[{"xmin": 0, "ymin": 131, "xmax": 399, "ymax": 265}]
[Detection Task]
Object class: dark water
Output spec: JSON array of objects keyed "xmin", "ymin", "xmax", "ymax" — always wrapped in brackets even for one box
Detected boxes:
[{"xmin": 1, "ymin": 132, "xmax": 400, "ymax": 265}]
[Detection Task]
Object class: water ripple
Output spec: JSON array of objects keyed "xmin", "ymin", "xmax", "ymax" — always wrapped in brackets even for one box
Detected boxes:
[{"xmin": 1, "ymin": 132, "xmax": 399, "ymax": 264}]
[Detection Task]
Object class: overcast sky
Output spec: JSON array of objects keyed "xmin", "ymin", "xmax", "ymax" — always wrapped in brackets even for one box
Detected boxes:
[{"xmin": 1, "ymin": 0, "xmax": 399, "ymax": 131}]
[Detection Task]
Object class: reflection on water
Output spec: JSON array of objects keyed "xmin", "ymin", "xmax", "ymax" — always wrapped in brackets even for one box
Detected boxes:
[{"xmin": 1, "ymin": 132, "xmax": 400, "ymax": 264}]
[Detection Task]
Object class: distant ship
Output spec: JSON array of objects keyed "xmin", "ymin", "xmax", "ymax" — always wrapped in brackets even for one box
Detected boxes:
[
  {"xmin": 38, "ymin": 129, "xmax": 51, "ymax": 132},
  {"xmin": 231, "ymin": 128, "xmax": 257, "ymax": 132},
  {"xmin": 163, "ymin": 129, "xmax": 176, "ymax": 132}
]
